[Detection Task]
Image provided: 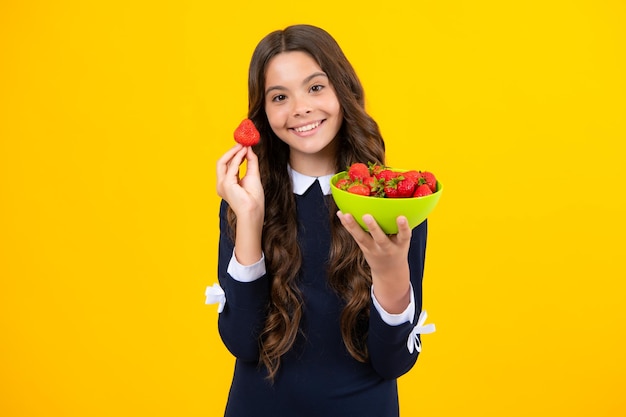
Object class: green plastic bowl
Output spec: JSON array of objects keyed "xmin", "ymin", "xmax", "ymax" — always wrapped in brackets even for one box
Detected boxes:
[{"xmin": 330, "ymin": 170, "xmax": 443, "ymax": 234}]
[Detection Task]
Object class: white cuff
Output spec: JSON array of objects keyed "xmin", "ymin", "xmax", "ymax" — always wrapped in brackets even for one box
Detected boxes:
[
  {"xmin": 371, "ymin": 284, "xmax": 416, "ymax": 326},
  {"xmin": 227, "ymin": 249, "xmax": 266, "ymax": 283}
]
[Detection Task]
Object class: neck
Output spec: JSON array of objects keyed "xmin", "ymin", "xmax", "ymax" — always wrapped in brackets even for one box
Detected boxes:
[
  {"xmin": 289, "ymin": 143, "xmax": 337, "ymax": 177},
  {"xmin": 290, "ymin": 160, "xmax": 335, "ymax": 177}
]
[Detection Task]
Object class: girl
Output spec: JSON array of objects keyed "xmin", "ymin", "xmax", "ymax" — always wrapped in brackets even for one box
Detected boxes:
[{"xmin": 213, "ymin": 24, "xmax": 434, "ymax": 417}]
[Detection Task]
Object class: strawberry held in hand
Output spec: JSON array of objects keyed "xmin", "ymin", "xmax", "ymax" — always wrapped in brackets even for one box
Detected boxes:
[{"xmin": 233, "ymin": 118, "xmax": 260, "ymax": 146}]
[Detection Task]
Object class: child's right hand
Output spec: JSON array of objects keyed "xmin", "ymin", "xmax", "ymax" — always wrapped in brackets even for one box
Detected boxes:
[
  {"xmin": 216, "ymin": 144, "xmax": 265, "ymax": 265},
  {"xmin": 216, "ymin": 144, "xmax": 265, "ymax": 219}
]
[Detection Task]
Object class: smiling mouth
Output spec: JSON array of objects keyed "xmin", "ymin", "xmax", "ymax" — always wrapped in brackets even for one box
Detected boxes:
[{"xmin": 292, "ymin": 120, "xmax": 323, "ymax": 133}]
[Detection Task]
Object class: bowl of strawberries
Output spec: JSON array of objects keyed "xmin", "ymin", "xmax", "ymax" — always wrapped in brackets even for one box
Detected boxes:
[{"xmin": 330, "ymin": 162, "xmax": 443, "ymax": 234}]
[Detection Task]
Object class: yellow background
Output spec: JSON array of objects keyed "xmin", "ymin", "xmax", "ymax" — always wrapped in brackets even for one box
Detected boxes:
[{"xmin": 1, "ymin": 1, "xmax": 625, "ymax": 416}]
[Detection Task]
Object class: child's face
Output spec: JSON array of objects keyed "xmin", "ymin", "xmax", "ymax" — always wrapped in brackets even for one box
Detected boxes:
[{"xmin": 264, "ymin": 51, "xmax": 343, "ymax": 174}]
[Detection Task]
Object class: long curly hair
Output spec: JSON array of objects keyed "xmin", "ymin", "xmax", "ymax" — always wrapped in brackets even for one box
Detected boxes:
[{"xmin": 228, "ymin": 24, "xmax": 386, "ymax": 381}]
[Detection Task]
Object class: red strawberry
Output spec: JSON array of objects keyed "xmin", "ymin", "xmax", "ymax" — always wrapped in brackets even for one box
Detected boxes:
[
  {"xmin": 348, "ymin": 163, "xmax": 370, "ymax": 181},
  {"xmin": 335, "ymin": 178, "xmax": 351, "ymax": 190},
  {"xmin": 413, "ymin": 183, "xmax": 433, "ymax": 197},
  {"xmin": 383, "ymin": 179, "xmax": 400, "ymax": 198},
  {"xmin": 368, "ymin": 162, "xmax": 385, "ymax": 177},
  {"xmin": 234, "ymin": 118, "xmax": 260, "ymax": 146},
  {"xmin": 363, "ymin": 176, "xmax": 382, "ymax": 195},
  {"xmin": 401, "ymin": 170, "xmax": 421, "ymax": 183},
  {"xmin": 346, "ymin": 182, "xmax": 371, "ymax": 196},
  {"xmin": 376, "ymin": 169, "xmax": 399, "ymax": 182},
  {"xmin": 396, "ymin": 178, "xmax": 417, "ymax": 198},
  {"xmin": 419, "ymin": 171, "xmax": 437, "ymax": 192}
]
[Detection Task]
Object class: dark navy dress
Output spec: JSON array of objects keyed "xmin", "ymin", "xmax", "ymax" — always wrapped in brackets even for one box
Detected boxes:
[{"xmin": 216, "ymin": 180, "xmax": 428, "ymax": 417}]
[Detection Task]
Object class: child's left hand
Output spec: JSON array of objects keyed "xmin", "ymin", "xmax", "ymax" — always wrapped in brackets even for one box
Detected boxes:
[{"xmin": 336, "ymin": 212, "xmax": 412, "ymax": 314}]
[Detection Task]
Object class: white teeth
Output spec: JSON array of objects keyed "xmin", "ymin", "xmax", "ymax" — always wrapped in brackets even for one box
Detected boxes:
[{"xmin": 294, "ymin": 121, "xmax": 321, "ymax": 132}]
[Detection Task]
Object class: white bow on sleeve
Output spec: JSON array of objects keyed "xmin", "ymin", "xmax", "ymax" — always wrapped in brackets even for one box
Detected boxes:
[
  {"xmin": 205, "ymin": 283, "xmax": 226, "ymax": 313},
  {"xmin": 407, "ymin": 311, "xmax": 436, "ymax": 354}
]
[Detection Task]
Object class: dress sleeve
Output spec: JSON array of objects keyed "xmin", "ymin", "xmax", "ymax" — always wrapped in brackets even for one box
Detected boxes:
[
  {"xmin": 217, "ymin": 200, "xmax": 270, "ymax": 362},
  {"xmin": 367, "ymin": 219, "xmax": 429, "ymax": 380}
]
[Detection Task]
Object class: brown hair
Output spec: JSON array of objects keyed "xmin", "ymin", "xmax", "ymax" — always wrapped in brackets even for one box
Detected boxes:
[{"xmin": 229, "ymin": 24, "xmax": 386, "ymax": 381}]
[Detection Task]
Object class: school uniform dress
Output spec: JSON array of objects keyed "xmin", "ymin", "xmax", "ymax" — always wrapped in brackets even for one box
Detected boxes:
[{"xmin": 210, "ymin": 168, "xmax": 433, "ymax": 417}]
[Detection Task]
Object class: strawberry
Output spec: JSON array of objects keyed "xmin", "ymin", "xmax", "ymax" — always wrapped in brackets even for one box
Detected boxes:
[
  {"xmin": 234, "ymin": 118, "xmax": 260, "ymax": 146},
  {"xmin": 337, "ymin": 162, "xmax": 439, "ymax": 199},
  {"xmin": 363, "ymin": 176, "xmax": 382, "ymax": 195},
  {"xmin": 419, "ymin": 171, "xmax": 437, "ymax": 192},
  {"xmin": 396, "ymin": 178, "xmax": 417, "ymax": 198},
  {"xmin": 347, "ymin": 163, "xmax": 370, "ymax": 181},
  {"xmin": 368, "ymin": 162, "xmax": 385, "ymax": 177},
  {"xmin": 401, "ymin": 170, "xmax": 421, "ymax": 183},
  {"xmin": 383, "ymin": 179, "xmax": 400, "ymax": 198},
  {"xmin": 376, "ymin": 169, "xmax": 399, "ymax": 182},
  {"xmin": 413, "ymin": 183, "xmax": 433, "ymax": 197},
  {"xmin": 335, "ymin": 178, "xmax": 351, "ymax": 190},
  {"xmin": 346, "ymin": 182, "xmax": 371, "ymax": 196}
]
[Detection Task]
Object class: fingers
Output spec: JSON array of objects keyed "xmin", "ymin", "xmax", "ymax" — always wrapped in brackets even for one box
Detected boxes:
[
  {"xmin": 216, "ymin": 144, "xmax": 247, "ymax": 198},
  {"xmin": 337, "ymin": 212, "xmax": 412, "ymax": 248},
  {"xmin": 336, "ymin": 211, "xmax": 369, "ymax": 244},
  {"xmin": 338, "ymin": 212, "xmax": 413, "ymax": 282},
  {"xmin": 216, "ymin": 144, "xmax": 244, "ymax": 178},
  {"xmin": 227, "ymin": 147, "xmax": 249, "ymax": 179},
  {"xmin": 362, "ymin": 214, "xmax": 389, "ymax": 245},
  {"xmin": 244, "ymin": 146, "xmax": 260, "ymax": 178},
  {"xmin": 394, "ymin": 216, "xmax": 412, "ymax": 244}
]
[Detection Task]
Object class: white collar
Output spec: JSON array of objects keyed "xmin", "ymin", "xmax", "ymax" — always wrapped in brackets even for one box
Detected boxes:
[{"xmin": 288, "ymin": 165, "xmax": 333, "ymax": 196}]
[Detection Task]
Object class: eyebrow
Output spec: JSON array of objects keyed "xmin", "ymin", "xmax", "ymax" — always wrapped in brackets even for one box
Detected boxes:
[{"xmin": 265, "ymin": 72, "xmax": 328, "ymax": 96}]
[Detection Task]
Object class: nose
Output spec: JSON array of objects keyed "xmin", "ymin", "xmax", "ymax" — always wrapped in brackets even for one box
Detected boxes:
[{"xmin": 292, "ymin": 95, "xmax": 312, "ymax": 117}]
